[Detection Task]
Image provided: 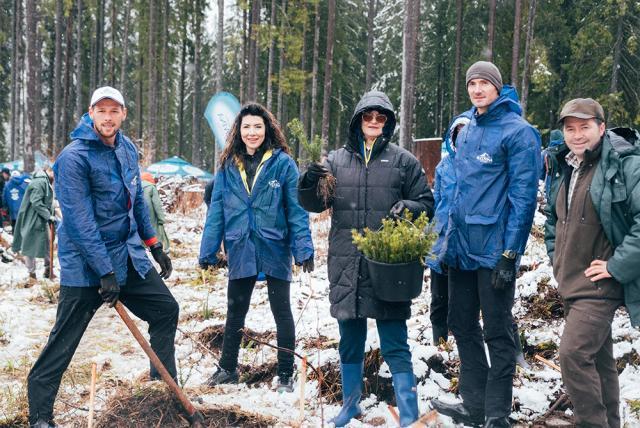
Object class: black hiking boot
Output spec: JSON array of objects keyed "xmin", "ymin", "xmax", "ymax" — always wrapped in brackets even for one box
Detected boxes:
[
  {"xmin": 484, "ymin": 416, "xmax": 511, "ymax": 427},
  {"xmin": 430, "ymin": 398, "xmax": 485, "ymax": 426},
  {"xmin": 206, "ymin": 368, "xmax": 239, "ymax": 386},
  {"xmin": 276, "ymin": 373, "xmax": 295, "ymax": 393},
  {"xmin": 30, "ymin": 419, "xmax": 58, "ymax": 428}
]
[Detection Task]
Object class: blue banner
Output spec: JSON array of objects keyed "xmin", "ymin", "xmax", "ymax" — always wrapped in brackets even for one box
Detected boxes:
[{"xmin": 204, "ymin": 92, "xmax": 241, "ymax": 150}]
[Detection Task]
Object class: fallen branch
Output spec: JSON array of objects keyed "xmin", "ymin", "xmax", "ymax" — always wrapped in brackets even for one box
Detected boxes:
[
  {"xmin": 88, "ymin": 362, "xmax": 97, "ymax": 428},
  {"xmin": 534, "ymin": 354, "xmax": 561, "ymax": 372}
]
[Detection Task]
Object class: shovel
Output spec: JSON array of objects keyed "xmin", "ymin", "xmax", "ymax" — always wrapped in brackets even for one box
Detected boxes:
[
  {"xmin": 114, "ymin": 301, "xmax": 205, "ymax": 427},
  {"xmin": 49, "ymin": 222, "xmax": 55, "ymax": 278}
]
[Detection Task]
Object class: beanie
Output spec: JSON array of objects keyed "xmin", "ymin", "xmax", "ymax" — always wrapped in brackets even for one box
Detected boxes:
[{"xmin": 466, "ymin": 61, "xmax": 503, "ymax": 93}]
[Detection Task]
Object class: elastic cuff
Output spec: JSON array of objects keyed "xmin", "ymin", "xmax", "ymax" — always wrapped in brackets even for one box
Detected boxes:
[{"xmin": 144, "ymin": 236, "xmax": 159, "ymax": 247}]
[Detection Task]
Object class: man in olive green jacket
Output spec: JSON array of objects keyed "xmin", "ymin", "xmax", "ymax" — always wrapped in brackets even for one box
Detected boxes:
[
  {"xmin": 12, "ymin": 166, "xmax": 56, "ymax": 279},
  {"xmin": 544, "ymin": 98, "xmax": 640, "ymax": 428}
]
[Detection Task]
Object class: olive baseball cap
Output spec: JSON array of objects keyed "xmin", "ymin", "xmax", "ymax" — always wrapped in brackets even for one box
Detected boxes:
[{"xmin": 558, "ymin": 98, "xmax": 604, "ymax": 123}]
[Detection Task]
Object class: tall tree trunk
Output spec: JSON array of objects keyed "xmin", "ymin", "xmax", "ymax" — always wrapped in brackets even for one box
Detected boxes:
[
  {"xmin": 334, "ymin": 58, "xmax": 343, "ymax": 150},
  {"xmin": 609, "ymin": 13, "xmax": 624, "ymax": 94},
  {"xmin": 61, "ymin": 11, "xmax": 74, "ymax": 151},
  {"xmin": 96, "ymin": 0, "xmax": 104, "ymax": 85},
  {"xmin": 147, "ymin": 0, "xmax": 158, "ymax": 160},
  {"xmin": 192, "ymin": 0, "xmax": 203, "ymax": 166},
  {"xmin": 160, "ymin": 0, "xmax": 170, "ymax": 158},
  {"xmin": 299, "ymin": 17, "xmax": 307, "ymax": 138},
  {"xmin": 120, "ymin": 0, "xmax": 131, "ymax": 89},
  {"xmin": 10, "ymin": 0, "xmax": 21, "ymax": 159},
  {"xmin": 25, "ymin": 0, "xmax": 38, "ymax": 172},
  {"xmin": 240, "ymin": 5, "xmax": 247, "ymax": 102},
  {"xmin": 399, "ymin": 0, "xmax": 419, "ymax": 150},
  {"xmin": 320, "ymin": 0, "xmax": 336, "ymax": 151},
  {"xmin": 178, "ymin": 9, "xmax": 187, "ymax": 157},
  {"xmin": 108, "ymin": 0, "xmax": 116, "ymax": 85},
  {"xmin": 276, "ymin": 0, "xmax": 287, "ymax": 121},
  {"xmin": 452, "ymin": 0, "xmax": 463, "ymax": 115},
  {"xmin": 136, "ymin": 43, "xmax": 144, "ymax": 140},
  {"xmin": 487, "ymin": 0, "xmax": 496, "ymax": 61},
  {"xmin": 510, "ymin": 0, "xmax": 521, "ymax": 89},
  {"xmin": 266, "ymin": 0, "xmax": 276, "ymax": 110},
  {"xmin": 247, "ymin": 0, "xmax": 261, "ymax": 101},
  {"xmin": 216, "ymin": 0, "xmax": 224, "ymax": 92},
  {"xmin": 75, "ymin": 0, "xmax": 84, "ymax": 120},
  {"xmin": 53, "ymin": 0, "xmax": 63, "ymax": 155},
  {"xmin": 365, "ymin": 0, "xmax": 376, "ymax": 90},
  {"xmin": 309, "ymin": 0, "xmax": 320, "ymax": 139},
  {"xmin": 520, "ymin": 0, "xmax": 537, "ymax": 115}
]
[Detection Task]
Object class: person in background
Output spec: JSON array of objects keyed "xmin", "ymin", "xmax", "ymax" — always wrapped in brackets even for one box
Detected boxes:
[
  {"xmin": 12, "ymin": 165, "xmax": 56, "ymax": 280},
  {"xmin": 0, "ymin": 167, "xmax": 10, "ymax": 227},
  {"xmin": 298, "ymin": 90, "xmax": 434, "ymax": 427},
  {"xmin": 541, "ymin": 129, "xmax": 565, "ymax": 202},
  {"xmin": 203, "ymin": 177, "xmax": 215, "ymax": 208},
  {"xmin": 3, "ymin": 170, "xmax": 31, "ymax": 231},
  {"xmin": 199, "ymin": 102, "xmax": 314, "ymax": 393},
  {"xmin": 141, "ymin": 172, "xmax": 170, "ymax": 253},
  {"xmin": 427, "ymin": 112, "xmax": 471, "ymax": 345}
]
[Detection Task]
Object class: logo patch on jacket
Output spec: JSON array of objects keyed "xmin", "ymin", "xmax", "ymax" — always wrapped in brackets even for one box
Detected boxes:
[
  {"xmin": 268, "ymin": 179, "xmax": 281, "ymax": 188},
  {"xmin": 131, "ymin": 176, "xmax": 138, "ymax": 186},
  {"xmin": 476, "ymin": 153, "xmax": 493, "ymax": 164}
]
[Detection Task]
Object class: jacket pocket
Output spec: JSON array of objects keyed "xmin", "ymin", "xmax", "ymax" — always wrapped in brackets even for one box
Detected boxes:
[
  {"xmin": 258, "ymin": 227, "xmax": 286, "ymax": 241},
  {"xmin": 465, "ymin": 214, "xmax": 500, "ymax": 255}
]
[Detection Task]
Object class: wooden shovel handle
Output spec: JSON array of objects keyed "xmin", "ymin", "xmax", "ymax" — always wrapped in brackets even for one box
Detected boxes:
[{"xmin": 114, "ymin": 302, "xmax": 199, "ymax": 418}]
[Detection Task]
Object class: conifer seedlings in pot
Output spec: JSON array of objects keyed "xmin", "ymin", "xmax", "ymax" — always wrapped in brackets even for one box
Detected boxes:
[{"xmin": 352, "ymin": 210, "xmax": 436, "ymax": 302}]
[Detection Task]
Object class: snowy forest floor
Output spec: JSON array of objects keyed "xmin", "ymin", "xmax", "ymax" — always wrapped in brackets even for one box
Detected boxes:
[{"xmin": 1, "ymin": 202, "xmax": 640, "ymax": 427}]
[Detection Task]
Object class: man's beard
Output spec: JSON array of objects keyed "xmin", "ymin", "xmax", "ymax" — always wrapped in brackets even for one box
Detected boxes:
[{"xmin": 95, "ymin": 123, "xmax": 118, "ymax": 139}]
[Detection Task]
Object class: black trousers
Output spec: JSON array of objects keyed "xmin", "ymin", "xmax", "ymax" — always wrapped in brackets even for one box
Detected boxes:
[
  {"xmin": 27, "ymin": 261, "xmax": 179, "ymax": 424},
  {"xmin": 219, "ymin": 275, "xmax": 295, "ymax": 376},
  {"xmin": 448, "ymin": 267, "xmax": 516, "ymax": 418},
  {"xmin": 430, "ymin": 269, "xmax": 449, "ymax": 343}
]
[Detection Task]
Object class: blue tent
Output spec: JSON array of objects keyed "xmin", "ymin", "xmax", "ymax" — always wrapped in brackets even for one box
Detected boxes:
[
  {"xmin": 0, "ymin": 151, "xmax": 51, "ymax": 173},
  {"xmin": 145, "ymin": 156, "xmax": 214, "ymax": 180}
]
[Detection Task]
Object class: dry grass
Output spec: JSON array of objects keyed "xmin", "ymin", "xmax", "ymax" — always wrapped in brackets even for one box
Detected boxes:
[{"xmin": 92, "ymin": 384, "xmax": 277, "ymax": 427}]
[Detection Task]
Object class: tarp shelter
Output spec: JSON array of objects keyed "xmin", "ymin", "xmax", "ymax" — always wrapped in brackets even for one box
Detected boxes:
[
  {"xmin": 145, "ymin": 156, "xmax": 214, "ymax": 181},
  {"xmin": 0, "ymin": 151, "xmax": 51, "ymax": 173}
]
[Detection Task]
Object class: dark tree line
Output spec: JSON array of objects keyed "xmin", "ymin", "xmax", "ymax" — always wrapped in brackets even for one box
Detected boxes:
[{"xmin": 0, "ymin": 0, "xmax": 639, "ymax": 172}]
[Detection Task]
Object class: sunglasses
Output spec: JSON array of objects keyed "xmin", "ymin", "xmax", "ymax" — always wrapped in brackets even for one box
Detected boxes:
[{"xmin": 362, "ymin": 111, "xmax": 388, "ymax": 124}]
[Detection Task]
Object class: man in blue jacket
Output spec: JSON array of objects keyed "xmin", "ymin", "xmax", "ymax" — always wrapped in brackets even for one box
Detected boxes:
[
  {"xmin": 27, "ymin": 87, "xmax": 178, "ymax": 428},
  {"xmin": 430, "ymin": 61, "xmax": 541, "ymax": 428}
]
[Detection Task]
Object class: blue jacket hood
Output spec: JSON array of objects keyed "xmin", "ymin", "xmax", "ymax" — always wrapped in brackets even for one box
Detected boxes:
[
  {"xmin": 444, "ymin": 111, "xmax": 473, "ymax": 158},
  {"xmin": 70, "ymin": 113, "xmax": 101, "ymax": 142}
]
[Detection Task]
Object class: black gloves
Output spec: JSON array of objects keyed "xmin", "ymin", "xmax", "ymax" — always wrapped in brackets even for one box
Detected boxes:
[
  {"xmin": 303, "ymin": 163, "xmax": 330, "ymax": 187},
  {"xmin": 491, "ymin": 256, "xmax": 517, "ymax": 290},
  {"xmin": 99, "ymin": 272, "xmax": 120, "ymax": 307},
  {"xmin": 390, "ymin": 200, "xmax": 408, "ymax": 218},
  {"xmin": 296, "ymin": 256, "xmax": 315, "ymax": 273},
  {"xmin": 150, "ymin": 242, "xmax": 173, "ymax": 279},
  {"xmin": 200, "ymin": 258, "xmax": 227, "ymax": 271}
]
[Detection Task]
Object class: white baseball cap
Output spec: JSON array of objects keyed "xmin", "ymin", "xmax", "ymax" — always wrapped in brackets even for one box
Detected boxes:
[{"xmin": 90, "ymin": 86, "xmax": 125, "ymax": 108}]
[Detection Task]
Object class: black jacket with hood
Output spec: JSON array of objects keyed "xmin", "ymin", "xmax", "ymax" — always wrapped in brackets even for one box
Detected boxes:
[{"xmin": 298, "ymin": 91, "xmax": 434, "ymax": 320}]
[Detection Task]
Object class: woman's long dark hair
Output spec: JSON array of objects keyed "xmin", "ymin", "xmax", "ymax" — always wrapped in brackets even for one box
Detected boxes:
[{"xmin": 219, "ymin": 103, "xmax": 291, "ymax": 167}]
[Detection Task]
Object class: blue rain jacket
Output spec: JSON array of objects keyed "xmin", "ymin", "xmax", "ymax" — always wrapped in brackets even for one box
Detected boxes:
[
  {"xmin": 3, "ymin": 174, "xmax": 31, "ymax": 220},
  {"xmin": 53, "ymin": 113, "xmax": 155, "ymax": 287},
  {"xmin": 199, "ymin": 148, "xmax": 313, "ymax": 281},
  {"xmin": 426, "ymin": 111, "xmax": 472, "ymax": 274},
  {"xmin": 444, "ymin": 87, "xmax": 541, "ymax": 270}
]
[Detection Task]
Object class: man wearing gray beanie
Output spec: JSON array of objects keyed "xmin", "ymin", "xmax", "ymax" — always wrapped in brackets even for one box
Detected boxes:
[{"xmin": 429, "ymin": 61, "xmax": 541, "ymax": 428}]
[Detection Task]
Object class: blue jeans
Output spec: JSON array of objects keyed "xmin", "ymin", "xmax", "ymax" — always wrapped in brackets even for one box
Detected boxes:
[{"xmin": 338, "ymin": 318, "xmax": 413, "ymax": 374}]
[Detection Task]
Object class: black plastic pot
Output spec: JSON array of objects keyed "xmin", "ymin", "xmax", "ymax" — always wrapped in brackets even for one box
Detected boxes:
[{"xmin": 365, "ymin": 257, "xmax": 424, "ymax": 302}]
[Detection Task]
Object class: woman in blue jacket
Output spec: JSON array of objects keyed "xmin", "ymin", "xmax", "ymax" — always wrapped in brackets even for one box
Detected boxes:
[{"xmin": 199, "ymin": 103, "xmax": 314, "ymax": 393}]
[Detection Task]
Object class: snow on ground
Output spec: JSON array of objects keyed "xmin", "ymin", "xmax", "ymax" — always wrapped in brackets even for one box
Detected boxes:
[{"xmin": 1, "ymin": 202, "xmax": 640, "ymax": 427}]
